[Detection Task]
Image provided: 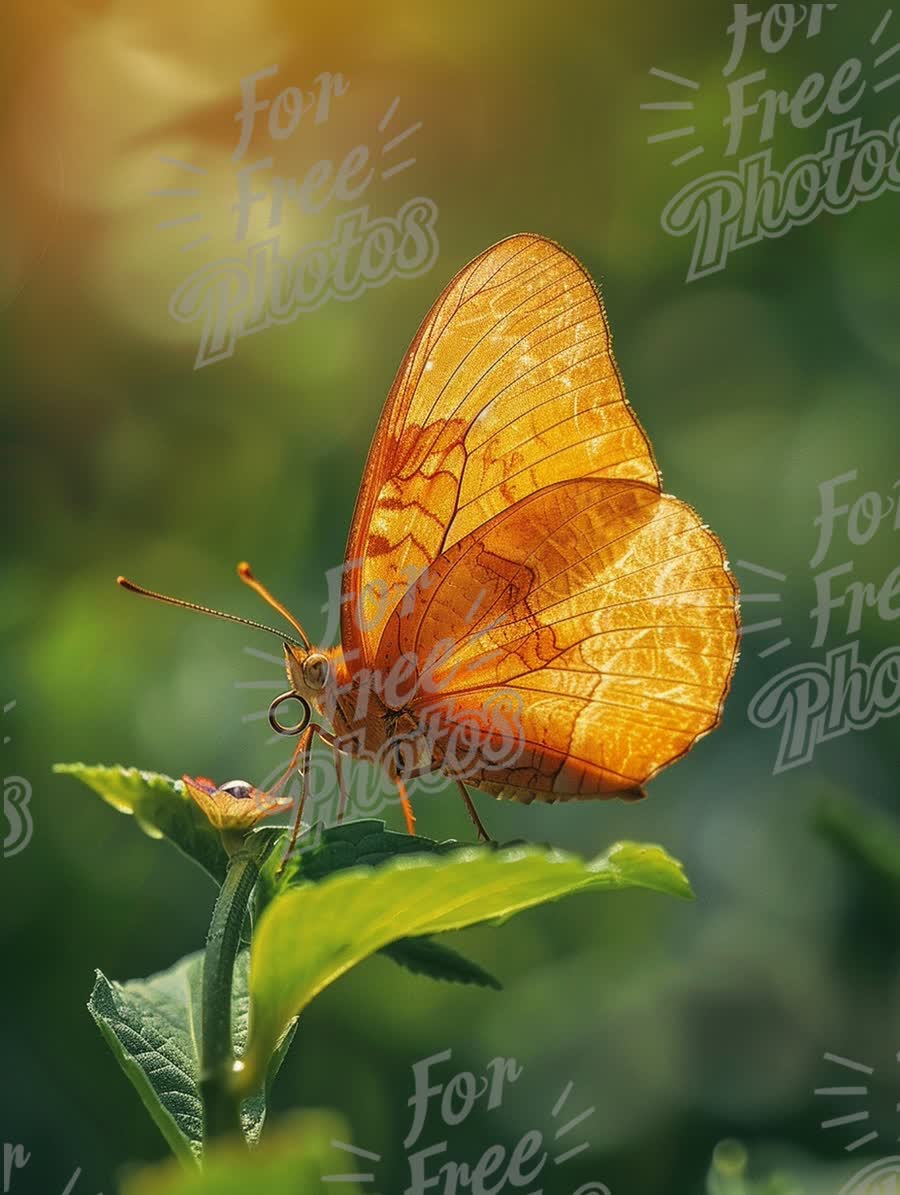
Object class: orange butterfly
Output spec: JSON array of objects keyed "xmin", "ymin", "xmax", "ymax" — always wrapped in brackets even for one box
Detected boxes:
[{"xmin": 120, "ymin": 235, "xmax": 740, "ymax": 844}]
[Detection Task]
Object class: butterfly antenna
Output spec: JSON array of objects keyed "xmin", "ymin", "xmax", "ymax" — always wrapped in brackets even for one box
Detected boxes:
[
  {"xmin": 237, "ymin": 562, "xmax": 311, "ymax": 650},
  {"xmin": 116, "ymin": 576, "xmax": 304, "ymax": 648}
]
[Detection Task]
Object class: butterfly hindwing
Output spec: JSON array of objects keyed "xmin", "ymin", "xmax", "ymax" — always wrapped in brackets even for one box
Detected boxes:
[{"xmin": 374, "ymin": 477, "xmax": 739, "ymax": 800}]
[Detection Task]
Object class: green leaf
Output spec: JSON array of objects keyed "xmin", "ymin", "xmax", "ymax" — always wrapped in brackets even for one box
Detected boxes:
[
  {"xmin": 120, "ymin": 1111, "xmax": 362, "ymax": 1195},
  {"xmin": 89, "ymin": 951, "xmax": 289, "ymax": 1162},
  {"xmin": 275, "ymin": 819, "xmax": 500, "ymax": 990},
  {"xmin": 240, "ymin": 840, "xmax": 691, "ymax": 1089},
  {"xmin": 381, "ymin": 936, "xmax": 502, "ymax": 990},
  {"xmin": 231, "ymin": 951, "xmax": 297, "ymax": 1146},
  {"xmin": 88, "ymin": 955, "xmax": 205, "ymax": 1166},
  {"xmin": 285, "ymin": 818, "xmax": 463, "ymax": 884},
  {"xmin": 55, "ymin": 763, "xmax": 228, "ymax": 883}
]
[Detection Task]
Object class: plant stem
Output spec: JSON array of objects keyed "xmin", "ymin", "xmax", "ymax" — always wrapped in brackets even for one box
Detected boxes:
[{"xmin": 200, "ymin": 832, "xmax": 274, "ymax": 1144}]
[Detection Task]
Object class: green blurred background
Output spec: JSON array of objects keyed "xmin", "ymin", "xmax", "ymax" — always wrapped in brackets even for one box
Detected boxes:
[{"xmin": 3, "ymin": 1, "xmax": 899, "ymax": 1191}]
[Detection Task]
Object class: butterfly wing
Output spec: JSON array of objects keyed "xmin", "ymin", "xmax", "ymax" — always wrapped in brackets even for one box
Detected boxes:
[
  {"xmin": 342, "ymin": 234, "xmax": 660, "ymax": 664},
  {"xmin": 374, "ymin": 477, "xmax": 739, "ymax": 800}
]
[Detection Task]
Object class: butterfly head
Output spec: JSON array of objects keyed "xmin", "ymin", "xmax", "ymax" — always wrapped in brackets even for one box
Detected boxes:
[{"xmin": 283, "ymin": 643, "xmax": 332, "ymax": 704}]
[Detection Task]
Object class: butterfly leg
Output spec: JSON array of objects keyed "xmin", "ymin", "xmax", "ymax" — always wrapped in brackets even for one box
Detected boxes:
[
  {"xmin": 455, "ymin": 780, "xmax": 493, "ymax": 844},
  {"xmin": 278, "ymin": 727, "xmax": 315, "ymax": 874},
  {"xmin": 297, "ymin": 720, "xmax": 349, "ymax": 825},
  {"xmin": 264, "ymin": 725, "xmax": 311, "ymax": 803},
  {"xmin": 395, "ymin": 777, "xmax": 417, "ymax": 835},
  {"xmin": 334, "ymin": 746, "xmax": 348, "ymax": 824}
]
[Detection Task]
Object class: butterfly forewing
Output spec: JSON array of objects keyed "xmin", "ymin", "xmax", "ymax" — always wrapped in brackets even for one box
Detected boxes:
[{"xmin": 342, "ymin": 234, "xmax": 660, "ymax": 663}]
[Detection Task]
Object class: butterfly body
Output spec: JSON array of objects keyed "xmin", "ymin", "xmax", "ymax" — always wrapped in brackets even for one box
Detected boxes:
[{"xmin": 282, "ymin": 642, "xmax": 434, "ymax": 787}]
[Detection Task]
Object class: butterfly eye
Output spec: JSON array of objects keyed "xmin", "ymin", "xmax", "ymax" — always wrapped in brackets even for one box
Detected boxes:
[
  {"xmin": 218, "ymin": 779, "xmax": 253, "ymax": 800},
  {"xmin": 302, "ymin": 652, "xmax": 330, "ymax": 691}
]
